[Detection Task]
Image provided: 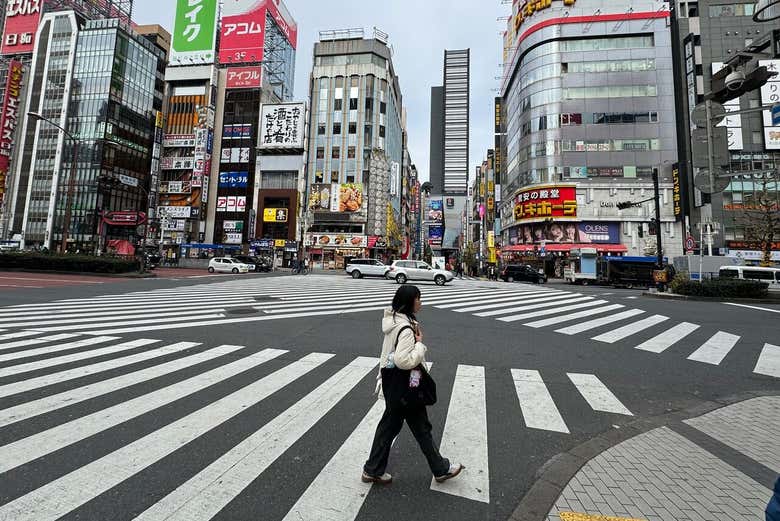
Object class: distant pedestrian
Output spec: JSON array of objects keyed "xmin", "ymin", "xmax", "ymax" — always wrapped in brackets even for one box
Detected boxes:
[
  {"xmin": 457, "ymin": 263, "xmax": 463, "ymax": 279},
  {"xmin": 362, "ymin": 285, "xmax": 464, "ymax": 485}
]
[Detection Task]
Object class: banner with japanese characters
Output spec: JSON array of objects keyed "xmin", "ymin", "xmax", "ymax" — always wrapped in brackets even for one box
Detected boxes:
[
  {"xmin": 513, "ymin": 185, "xmax": 577, "ymax": 222},
  {"xmin": 218, "ymin": 172, "xmax": 249, "ymax": 188},
  {"xmin": 170, "ymin": 0, "xmax": 218, "ymax": 65},
  {"xmin": 219, "ymin": 0, "xmax": 266, "ymax": 64},
  {"xmin": 2, "ymin": 1, "xmax": 43, "ymax": 55},
  {"xmin": 259, "ymin": 102, "xmax": 305, "ymax": 150},
  {"xmin": 226, "ymin": 66, "xmax": 263, "ymax": 89},
  {"xmin": 0, "ymin": 60, "xmax": 24, "ymax": 205},
  {"xmin": 760, "ymin": 60, "xmax": 780, "ymax": 150}
]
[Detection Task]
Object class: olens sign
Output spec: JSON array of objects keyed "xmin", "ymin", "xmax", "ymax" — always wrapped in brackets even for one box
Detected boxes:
[
  {"xmin": 0, "ymin": 60, "xmax": 24, "ymax": 206},
  {"xmin": 2, "ymin": 0, "xmax": 43, "ymax": 55}
]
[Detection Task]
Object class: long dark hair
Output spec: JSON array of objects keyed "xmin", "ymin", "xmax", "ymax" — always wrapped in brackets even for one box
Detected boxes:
[{"xmin": 392, "ymin": 285, "xmax": 420, "ymax": 322}]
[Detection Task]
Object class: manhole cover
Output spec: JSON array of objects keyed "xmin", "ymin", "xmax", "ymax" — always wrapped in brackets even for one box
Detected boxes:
[{"xmin": 226, "ymin": 307, "xmax": 258, "ymax": 315}]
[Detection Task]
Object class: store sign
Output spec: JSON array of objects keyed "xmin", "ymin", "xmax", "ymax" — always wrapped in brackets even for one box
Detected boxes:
[
  {"xmin": 163, "ymin": 134, "xmax": 196, "ymax": 147},
  {"xmin": 308, "ymin": 183, "xmax": 364, "ymax": 213},
  {"xmin": 513, "ymin": 0, "xmax": 577, "ymax": 33},
  {"xmin": 103, "ymin": 211, "xmax": 147, "ymax": 226},
  {"xmin": 219, "ymin": 0, "xmax": 266, "ymax": 64},
  {"xmin": 510, "ymin": 221, "xmax": 620, "ymax": 245},
  {"xmin": 513, "ymin": 185, "xmax": 577, "ymax": 221},
  {"xmin": 265, "ymin": 0, "xmax": 298, "ymax": 48},
  {"xmin": 222, "ymin": 124, "xmax": 252, "ymax": 140},
  {"xmin": 220, "ymin": 147, "xmax": 250, "ymax": 163},
  {"xmin": 251, "ymin": 239, "xmax": 274, "ymax": 249},
  {"xmin": 263, "ymin": 208, "xmax": 288, "ymax": 222},
  {"xmin": 727, "ymin": 240, "xmax": 780, "ymax": 250},
  {"xmin": 159, "ymin": 181, "xmax": 192, "ymax": 194},
  {"xmin": 216, "ymin": 195, "xmax": 247, "ymax": 213},
  {"xmin": 760, "ymin": 60, "xmax": 780, "ymax": 150},
  {"xmin": 226, "ymin": 66, "xmax": 263, "ymax": 89},
  {"xmin": 218, "ymin": 171, "xmax": 249, "ymax": 188},
  {"xmin": 224, "ymin": 233, "xmax": 243, "ymax": 244},
  {"xmin": 0, "ymin": 59, "xmax": 24, "ymax": 205},
  {"xmin": 306, "ymin": 233, "xmax": 367, "ymax": 248},
  {"xmin": 161, "ymin": 156, "xmax": 195, "ymax": 170},
  {"xmin": 158, "ymin": 205, "xmax": 192, "ymax": 219},
  {"xmin": 170, "ymin": 0, "xmax": 218, "ymax": 65},
  {"xmin": 713, "ymin": 62, "xmax": 744, "ymax": 150},
  {"xmin": 672, "ymin": 163, "xmax": 684, "ymax": 222},
  {"xmin": 223, "ymin": 220, "xmax": 244, "ymax": 232},
  {"xmin": 2, "ymin": 0, "xmax": 42, "ymax": 55},
  {"xmin": 259, "ymin": 102, "xmax": 305, "ymax": 150}
]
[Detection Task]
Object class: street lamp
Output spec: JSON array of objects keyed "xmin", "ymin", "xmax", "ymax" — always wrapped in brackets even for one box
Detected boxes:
[{"xmin": 28, "ymin": 111, "xmax": 79, "ymax": 253}]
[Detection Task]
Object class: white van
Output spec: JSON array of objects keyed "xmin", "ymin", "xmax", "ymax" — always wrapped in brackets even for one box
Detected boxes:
[{"xmin": 719, "ymin": 266, "xmax": 780, "ymax": 290}]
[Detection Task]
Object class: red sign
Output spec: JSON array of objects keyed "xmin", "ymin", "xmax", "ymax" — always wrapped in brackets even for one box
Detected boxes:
[
  {"xmin": 226, "ymin": 66, "xmax": 263, "ymax": 89},
  {"xmin": 2, "ymin": 1, "xmax": 43, "ymax": 55},
  {"xmin": 266, "ymin": 0, "xmax": 298, "ymax": 49},
  {"xmin": 103, "ymin": 211, "xmax": 147, "ymax": 226},
  {"xmin": 0, "ymin": 60, "xmax": 24, "ymax": 205},
  {"xmin": 513, "ymin": 185, "xmax": 577, "ymax": 221},
  {"xmin": 219, "ymin": 0, "xmax": 267, "ymax": 65}
]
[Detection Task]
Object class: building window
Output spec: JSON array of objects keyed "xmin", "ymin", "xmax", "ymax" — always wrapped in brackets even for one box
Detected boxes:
[
  {"xmin": 332, "ymin": 146, "xmax": 340, "ymax": 159},
  {"xmin": 348, "ymin": 146, "xmax": 356, "ymax": 159},
  {"xmin": 708, "ymin": 4, "xmax": 755, "ymax": 17},
  {"xmin": 316, "ymin": 147, "xmax": 324, "ymax": 159},
  {"xmin": 365, "ymin": 98, "xmax": 373, "ymax": 110},
  {"xmin": 334, "ymin": 98, "xmax": 343, "ymax": 111},
  {"xmin": 349, "ymin": 98, "xmax": 358, "ymax": 110},
  {"xmin": 315, "ymin": 171, "xmax": 323, "ymax": 183},
  {"xmin": 331, "ymin": 171, "xmax": 339, "ymax": 182},
  {"xmin": 346, "ymin": 174, "xmax": 355, "ymax": 183},
  {"xmin": 317, "ymin": 123, "xmax": 326, "ymax": 135},
  {"xmin": 560, "ymin": 113, "xmax": 582, "ymax": 126},
  {"xmin": 379, "ymin": 125, "xmax": 385, "ymax": 138},
  {"xmin": 333, "ymin": 122, "xmax": 341, "ymax": 134},
  {"xmin": 380, "ymin": 101, "xmax": 387, "ymax": 114},
  {"xmin": 349, "ymin": 122, "xmax": 357, "ymax": 134}
]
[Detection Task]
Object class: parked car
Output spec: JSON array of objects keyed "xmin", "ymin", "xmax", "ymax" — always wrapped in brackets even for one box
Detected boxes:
[
  {"xmin": 346, "ymin": 258, "xmax": 390, "ymax": 279},
  {"xmin": 144, "ymin": 250, "xmax": 161, "ymax": 270},
  {"xmin": 231, "ymin": 255, "xmax": 261, "ymax": 272},
  {"xmin": 208, "ymin": 257, "xmax": 250, "ymax": 274},
  {"xmin": 501, "ymin": 264, "xmax": 547, "ymax": 284},
  {"xmin": 387, "ymin": 260, "xmax": 454, "ymax": 285}
]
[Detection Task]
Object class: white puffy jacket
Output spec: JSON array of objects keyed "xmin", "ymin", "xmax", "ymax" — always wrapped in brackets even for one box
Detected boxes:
[{"xmin": 374, "ymin": 308, "xmax": 428, "ymax": 396}]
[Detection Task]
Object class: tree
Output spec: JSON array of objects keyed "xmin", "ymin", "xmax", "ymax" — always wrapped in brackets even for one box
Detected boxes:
[
  {"xmin": 739, "ymin": 179, "xmax": 780, "ymax": 267},
  {"xmin": 462, "ymin": 242, "xmax": 478, "ymax": 272}
]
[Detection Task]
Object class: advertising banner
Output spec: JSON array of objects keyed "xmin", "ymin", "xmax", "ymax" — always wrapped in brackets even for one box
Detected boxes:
[
  {"xmin": 671, "ymin": 163, "xmax": 684, "ymax": 222},
  {"xmin": 170, "ymin": 0, "xmax": 218, "ymax": 65},
  {"xmin": 218, "ymin": 171, "xmax": 249, "ymax": 188},
  {"xmin": 308, "ymin": 183, "xmax": 364, "ymax": 212},
  {"xmin": 760, "ymin": 60, "xmax": 780, "ymax": 150},
  {"xmin": 306, "ymin": 233, "xmax": 367, "ymax": 248},
  {"xmin": 222, "ymin": 124, "xmax": 252, "ymax": 140},
  {"xmin": 224, "ymin": 233, "xmax": 243, "ymax": 244},
  {"xmin": 220, "ymin": 147, "xmax": 251, "ymax": 163},
  {"xmin": 712, "ymin": 62, "xmax": 744, "ymax": 150},
  {"xmin": 226, "ymin": 66, "xmax": 263, "ymax": 89},
  {"xmin": 219, "ymin": 0, "xmax": 266, "ymax": 65},
  {"xmin": 2, "ymin": 1, "xmax": 42, "ymax": 55},
  {"xmin": 259, "ymin": 103, "xmax": 305, "ymax": 150},
  {"xmin": 161, "ymin": 157, "xmax": 195, "ymax": 170},
  {"xmin": 428, "ymin": 225, "xmax": 444, "ymax": 246},
  {"xmin": 513, "ymin": 185, "xmax": 577, "ymax": 221},
  {"xmin": 216, "ymin": 195, "xmax": 247, "ymax": 213},
  {"xmin": 223, "ymin": 220, "xmax": 244, "ymax": 232},
  {"xmin": 158, "ymin": 206, "xmax": 192, "ymax": 219},
  {"xmin": 263, "ymin": 208, "xmax": 288, "ymax": 222},
  {"xmin": 0, "ymin": 60, "xmax": 24, "ymax": 205},
  {"xmin": 426, "ymin": 198, "xmax": 443, "ymax": 222},
  {"xmin": 510, "ymin": 222, "xmax": 620, "ymax": 245},
  {"xmin": 265, "ymin": 0, "xmax": 298, "ymax": 48},
  {"xmin": 163, "ymin": 134, "xmax": 196, "ymax": 147}
]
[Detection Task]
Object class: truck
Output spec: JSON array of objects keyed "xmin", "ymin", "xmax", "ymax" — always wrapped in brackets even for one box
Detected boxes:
[
  {"xmin": 563, "ymin": 248, "xmax": 599, "ymax": 285},
  {"xmin": 599, "ymin": 256, "xmax": 662, "ymax": 288}
]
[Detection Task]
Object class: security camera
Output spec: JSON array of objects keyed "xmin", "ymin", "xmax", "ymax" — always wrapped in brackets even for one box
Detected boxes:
[{"xmin": 725, "ymin": 69, "xmax": 746, "ymax": 90}]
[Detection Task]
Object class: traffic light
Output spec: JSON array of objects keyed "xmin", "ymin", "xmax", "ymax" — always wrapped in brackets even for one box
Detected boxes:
[{"xmin": 616, "ymin": 201, "xmax": 634, "ymax": 210}]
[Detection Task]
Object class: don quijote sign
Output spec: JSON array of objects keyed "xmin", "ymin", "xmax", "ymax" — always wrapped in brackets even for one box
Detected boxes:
[{"xmin": 0, "ymin": 60, "xmax": 24, "ymax": 205}]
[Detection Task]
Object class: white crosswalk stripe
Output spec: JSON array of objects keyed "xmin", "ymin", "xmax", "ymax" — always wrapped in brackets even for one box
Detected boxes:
[
  {"xmin": 555, "ymin": 309, "xmax": 645, "ymax": 335},
  {"xmin": 591, "ymin": 314, "xmax": 669, "ymax": 344},
  {"xmin": 634, "ymin": 322, "xmax": 700, "ymax": 353},
  {"xmin": 566, "ymin": 373, "xmax": 633, "ymax": 416},
  {"xmin": 754, "ymin": 343, "xmax": 780, "ymax": 378},
  {"xmin": 687, "ymin": 331, "xmax": 741, "ymax": 365},
  {"xmin": 523, "ymin": 304, "xmax": 625, "ymax": 328},
  {"xmin": 511, "ymin": 369, "xmax": 569, "ymax": 434}
]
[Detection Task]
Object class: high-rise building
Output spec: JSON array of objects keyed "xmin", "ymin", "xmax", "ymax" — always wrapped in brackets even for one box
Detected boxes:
[
  {"xmin": 429, "ymin": 86, "xmax": 445, "ymax": 194},
  {"xmin": 304, "ymin": 28, "xmax": 406, "ymax": 265},
  {"xmin": 498, "ymin": 0, "xmax": 683, "ymax": 266}
]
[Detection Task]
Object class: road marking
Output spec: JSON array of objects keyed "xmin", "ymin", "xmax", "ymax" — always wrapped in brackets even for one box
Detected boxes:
[
  {"xmin": 555, "ymin": 309, "xmax": 645, "ymax": 335},
  {"xmin": 567, "ymin": 373, "xmax": 633, "ymax": 416},
  {"xmin": 0, "ymin": 335, "xmax": 118, "ymax": 363},
  {"xmin": 498, "ymin": 300, "xmax": 609, "ymax": 323},
  {"xmin": 26, "ymin": 313, "xmax": 225, "ymax": 333},
  {"xmin": 725, "ymin": 302, "xmax": 780, "ymax": 314},
  {"xmin": 0, "ymin": 299, "xmax": 256, "ymax": 320},
  {"xmin": 431, "ymin": 364, "xmax": 489, "ymax": 503},
  {"xmin": 0, "ymin": 276, "xmax": 105, "ymax": 284},
  {"xmin": 455, "ymin": 292, "xmax": 577, "ymax": 313},
  {"xmin": 591, "ymin": 315, "xmax": 669, "ymax": 343},
  {"xmin": 135, "ymin": 357, "xmax": 378, "ymax": 521},
  {"xmin": 687, "ymin": 331, "xmax": 741, "ymax": 365},
  {"xmin": 0, "ymin": 332, "xmax": 80, "ymax": 352},
  {"xmin": 0, "ymin": 353, "xmax": 332, "ymax": 521},
  {"xmin": 282, "ymin": 399, "xmax": 385, "ymax": 521},
  {"xmin": 476, "ymin": 296, "xmax": 594, "ymax": 317},
  {"xmin": 523, "ymin": 304, "xmax": 625, "ymax": 328},
  {"xmin": 0, "ymin": 330, "xmax": 49, "ymax": 340},
  {"xmin": 634, "ymin": 322, "xmax": 700, "ymax": 353},
  {"xmin": 433, "ymin": 289, "xmax": 555, "ymax": 308},
  {"xmin": 754, "ymin": 343, "xmax": 780, "ymax": 378},
  {"xmin": 0, "ymin": 348, "xmax": 288, "ymax": 474},
  {"xmin": 511, "ymin": 369, "xmax": 569, "ymax": 433}
]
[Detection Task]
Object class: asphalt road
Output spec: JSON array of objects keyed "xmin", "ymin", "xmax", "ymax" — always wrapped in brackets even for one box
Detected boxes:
[{"xmin": 0, "ymin": 272, "xmax": 777, "ymax": 521}]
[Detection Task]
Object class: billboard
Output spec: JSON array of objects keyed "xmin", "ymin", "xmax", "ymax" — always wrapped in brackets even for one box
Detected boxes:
[
  {"xmin": 428, "ymin": 225, "xmax": 444, "ymax": 246},
  {"xmin": 2, "ymin": 1, "xmax": 42, "ymax": 55},
  {"xmin": 0, "ymin": 60, "xmax": 24, "ymax": 205},
  {"xmin": 760, "ymin": 60, "xmax": 780, "ymax": 150},
  {"xmin": 307, "ymin": 233, "xmax": 367, "ymax": 248},
  {"xmin": 219, "ymin": 0, "xmax": 266, "ymax": 65},
  {"xmin": 263, "ymin": 208, "xmax": 288, "ymax": 222},
  {"xmin": 259, "ymin": 103, "xmax": 305, "ymax": 150},
  {"xmin": 218, "ymin": 171, "xmax": 249, "ymax": 188},
  {"xmin": 226, "ymin": 66, "xmax": 263, "ymax": 89},
  {"xmin": 308, "ymin": 183, "xmax": 364, "ymax": 213},
  {"xmin": 216, "ymin": 195, "xmax": 247, "ymax": 213},
  {"xmin": 513, "ymin": 185, "xmax": 577, "ymax": 221},
  {"xmin": 170, "ymin": 0, "xmax": 219, "ymax": 65},
  {"xmin": 509, "ymin": 222, "xmax": 621, "ymax": 245},
  {"xmin": 265, "ymin": 0, "xmax": 298, "ymax": 48},
  {"xmin": 426, "ymin": 198, "xmax": 443, "ymax": 222}
]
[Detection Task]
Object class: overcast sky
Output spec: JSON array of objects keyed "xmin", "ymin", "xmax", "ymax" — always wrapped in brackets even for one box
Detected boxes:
[{"xmin": 132, "ymin": 0, "xmax": 506, "ymax": 182}]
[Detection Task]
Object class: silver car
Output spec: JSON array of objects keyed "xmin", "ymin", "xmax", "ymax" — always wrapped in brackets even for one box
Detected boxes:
[
  {"xmin": 387, "ymin": 260, "xmax": 454, "ymax": 285},
  {"xmin": 345, "ymin": 259, "xmax": 390, "ymax": 279}
]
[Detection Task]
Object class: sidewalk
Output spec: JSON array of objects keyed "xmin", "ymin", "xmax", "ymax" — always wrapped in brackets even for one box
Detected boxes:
[{"xmin": 513, "ymin": 395, "xmax": 779, "ymax": 521}]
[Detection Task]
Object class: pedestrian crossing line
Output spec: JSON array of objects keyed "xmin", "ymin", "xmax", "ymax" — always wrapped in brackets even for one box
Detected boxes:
[
  {"xmin": 523, "ymin": 304, "xmax": 626, "ymax": 329},
  {"xmin": 0, "ymin": 348, "xmax": 289, "ymax": 474},
  {"xmin": 475, "ymin": 296, "xmax": 595, "ymax": 318},
  {"xmin": 566, "ymin": 374, "xmax": 633, "ymax": 416},
  {"xmin": 0, "ymin": 343, "xmax": 244, "ymax": 428},
  {"xmin": 432, "ymin": 364, "xmax": 489, "ymax": 503},
  {"xmin": 0, "ymin": 333, "xmax": 81, "ymax": 352},
  {"xmin": 555, "ymin": 309, "xmax": 645, "ymax": 335},
  {"xmin": 451, "ymin": 292, "xmax": 572, "ymax": 313},
  {"xmin": 433, "ymin": 289, "xmax": 560, "ymax": 309},
  {"xmin": 0, "ymin": 331, "xmax": 47, "ymax": 341},
  {"xmin": 754, "ymin": 343, "xmax": 780, "ymax": 378},
  {"xmin": 498, "ymin": 300, "xmax": 612, "ymax": 323},
  {"xmin": 511, "ymin": 369, "xmax": 569, "ymax": 434},
  {"xmin": 281, "ymin": 399, "xmax": 385, "ymax": 521},
  {"xmin": 634, "ymin": 322, "xmax": 701, "ymax": 353},
  {"xmin": 0, "ymin": 335, "xmax": 120, "ymax": 364},
  {"xmin": 134, "ymin": 356, "xmax": 378, "ymax": 521},
  {"xmin": 687, "ymin": 331, "xmax": 741, "ymax": 366},
  {"xmin": 2, "ymin": 307, "xmax": 239, "ymax": 328},
  {"xmin": 591, "ymin": 315, "xmax": 670, "ymax": 344},
  {"xmin": 0, "ymin": 352, "xmax": 333, "ymax": 521},
  {"xmin": 0, "ymin": 295, "xmax": 255, "ymax": 312},
  {"xmin": 25, "ymin": 313, "xmax": 225, "ymax": 333}
]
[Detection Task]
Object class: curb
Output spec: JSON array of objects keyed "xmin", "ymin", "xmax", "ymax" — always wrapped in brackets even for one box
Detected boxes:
[
  {"xmin": 0, "ymin": 267, "xmax": 157, "ymax": 279},
  {"xmin": 641, "ymin": 291, "xmax": 780, "ymax": 304},
  {"xmin": 507, "ymin": 389, "xmax": 780, "ymax": 521}
]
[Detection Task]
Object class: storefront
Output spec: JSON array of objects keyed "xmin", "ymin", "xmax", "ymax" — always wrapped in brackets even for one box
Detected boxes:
[{"xmin": 306, "ymin": 233, "xmax": 367, "ymax": 269}]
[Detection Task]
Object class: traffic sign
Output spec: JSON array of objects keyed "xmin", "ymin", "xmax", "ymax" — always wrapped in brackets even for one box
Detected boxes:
[{"xmin": 685, "ymin": 235, "xmax": 696, "ymax": 251}]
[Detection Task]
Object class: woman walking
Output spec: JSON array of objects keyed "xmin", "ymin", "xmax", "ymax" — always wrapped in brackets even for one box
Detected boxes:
[{"xmin": 362, "ymin": 285, "xmax": 464, "ymax": 485}]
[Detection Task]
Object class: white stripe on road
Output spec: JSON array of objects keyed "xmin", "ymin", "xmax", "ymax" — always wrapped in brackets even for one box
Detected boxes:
[
  {"xmin": 135, "ymin": 357, "xmax": 378, "ymax": 521},
  {"xmin": 511, "ymin": 369, "xmax": 569, "ymax": 434},
  {"xmin": 634, "ymin": 322, "xmax": 700, "ymax": 353},
  {"xmin": 0, "ymin": 333, "xmax": 80, "ymax": 352},
  {"xmin": 687, "ymin": 331, "xmax": 741, "ymax": 365},
  {"xmin": 724, "ymin": 302, "xmax": 780, "ymax": 314},
  {"xmin": 555, "ymin": 309, "xmax": 645, "ymax": 335},
  {"xmin": 455, "ymin": 292, "xmax": 576, "ymax": 313},
  {"xmin": 433, "ymin": 289, "xmax": 558, "ymax": 309},
  {"xmin": 0, "ymin": 331, "xmax": 47, "ymax": 340},
  {"xmin": 523, "ymin": 304, "xmax": 625, "ymax": 328},
  {"xmin": 497, "ymin": 300, "xmax": 610, "ymax": 323},
  {"xmin": 0, "ymin": 353, "xmax": 332, "ymax": 521},
  {"xmin": 591, "ymin": 315, "xmax": 669, "ymax": 343},
  {"xmin": 0, "ymin": 348, "xmax": 288, "ymax": 474},
  {"xmin": 0, "ymin": 296, "xmax": 252, "ymax": 313},
  {"xmin": 26, "ymin": 313, "xmax": 224, "ymax": 333},
  {"xmin": 0, "ymin": 336, "xmax": 118, "ymax": 363},
  {"xmin": 754, "ymin": 343, "xmax": 780, "ymax": 378},
  {"xmin": 476, "ymin": 296, "xmax": 594, "ymax": 317},
  {"xmin": 281, "ymin": 399, "xmax": 385, "ymax": 521},
  {"xmin": 431, "ymin": 364, "xmax": 489, "ymax": 503},
  {"xmin": 567, "ymin": 373, "xmax": 633, "ymax": 416}
]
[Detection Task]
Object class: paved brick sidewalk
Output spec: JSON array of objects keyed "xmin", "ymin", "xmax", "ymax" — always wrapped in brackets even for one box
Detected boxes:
[{"xmin": 545, "ymin": 396, "xmax": 779, "ymax": 521}]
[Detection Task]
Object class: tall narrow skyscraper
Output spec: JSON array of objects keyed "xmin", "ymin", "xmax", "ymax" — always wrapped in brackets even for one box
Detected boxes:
[{"xmin": 442, "ymin": 49, "xmax": 469, "ymax": 195}]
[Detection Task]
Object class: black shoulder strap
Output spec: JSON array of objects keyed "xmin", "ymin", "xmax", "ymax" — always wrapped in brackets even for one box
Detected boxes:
[{"xmin": 394, "ymin": 325, "xmax": 414, "ymax": 349}]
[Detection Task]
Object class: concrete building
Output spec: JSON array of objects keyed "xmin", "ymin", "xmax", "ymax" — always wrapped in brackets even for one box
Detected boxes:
[
  {"xmin": 304, "ymin": 28, "xmax": 405, "ymax": 267},
  {"xmin": 498, "ymin": 0, "xmax": 684, "ymax": 268}
]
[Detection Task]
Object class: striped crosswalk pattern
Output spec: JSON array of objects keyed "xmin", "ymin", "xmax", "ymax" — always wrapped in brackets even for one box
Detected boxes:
[{"xmin": 0, "ymin": 331, "xmax": 638, "ymax": 518}]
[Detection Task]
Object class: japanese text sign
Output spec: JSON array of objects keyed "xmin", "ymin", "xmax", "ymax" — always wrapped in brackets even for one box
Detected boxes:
[
  {"xmin": 0, "ymin": 60, "xmax": 23, "ymax": 205},
  {"xmin": 259, "ymin": 102, "xmax": 305, "ymax": 149},
  {"xmin": 171, "ymin": 0, "xmax": 218, "ymax": 65},
  {"xmin": 226, "ymin": 66, "xmax": 263, "ymax": 89},
  {"xmin": 2, "ymin": 0, "xmax": 42, "ymax": 55},
  {"xmin": 219, "ymin": 0, "xmax": 266, "ymax": 65},
  {"xmin": 218, "ymin": 171, "xmax": 249, "ymax": 188},
  {"xmin": 513, "ymin": 185, "xmax": 577, "ymax": 221}
]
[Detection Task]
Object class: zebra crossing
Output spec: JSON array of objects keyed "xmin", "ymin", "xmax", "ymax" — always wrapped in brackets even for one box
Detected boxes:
[
  {"xmin": 0, "ymin": 332, "xmax": 632, "ymax": 518},
  {"xmin": 0, "ymin": 275, "xmax": 777, "ymax": 380}
]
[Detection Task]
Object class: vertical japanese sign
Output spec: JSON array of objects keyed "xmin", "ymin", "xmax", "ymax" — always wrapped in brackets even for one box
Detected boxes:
[
  {"xmin": 219, "ymin": 0, "xmax": 267, "ymax": 65},
  {"xmin": 0, "ymin": 60, "xmax": 24, "ymax": 205},
  {"xmin": 671, "ymin": 163, "xmax": 684, "ymax": 222},
  {"xmin": 259, "ymin": 102, "xmax": 305, "ymax": 149},
  {"xmin": 712, "ymin": 62, "xmax": 743, "ymax": 150},
  {"xmin": 2, "ymin": 0, "xmax": 43, "ymax": 55},
  {"xmin": 760, "ymin": 60, "xmax": 780, "ymax": 150},
  {"xmin": 170, "ymin": 0, "xmax": 218, "ymax": 65}
]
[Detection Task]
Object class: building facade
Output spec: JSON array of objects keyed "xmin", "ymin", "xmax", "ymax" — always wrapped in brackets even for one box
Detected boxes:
[{"xmin": 499, "ymin": 0, "xmax": 684, "ymax": 266}]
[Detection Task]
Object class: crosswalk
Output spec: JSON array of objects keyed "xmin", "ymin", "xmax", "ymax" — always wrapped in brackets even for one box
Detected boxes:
[{"xmin": 0, "ymin": 332, "xmax": 631, "ymax": 518}]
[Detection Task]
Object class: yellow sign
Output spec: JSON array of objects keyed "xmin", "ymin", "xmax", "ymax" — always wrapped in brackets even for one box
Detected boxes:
[
  {"xmin": 488, "ymin": 247, "xmax": 497, "ymax": 264},
  {"xmin": 263, "ymin": 208, "xmax": 288, "ymax": 222},
  {"xmin": 488, "ymin": 181, "xmax": 495, "ymax": 193},
  {"xmin": 155, "ymin": 110, "xmax": 163, "ymax": 129},
  {"xmin": 487, "ymin": 231, "xmax": 495, "ymax": 248},
  {"xmin": 514, "ymin": 0, "xmax": 577, "ymax": 32},
  {"xmin": 274, "ymin": 239, "xmax": 286, "ymax": 248},
  {"xmin": 480, "ymin": 182, "xmax": 485, "ymax": 197},
  {"xmin": 559, "ymin": 513, "xmax": 645, "ymax": 521},
  {"xmin": 487, "ymin": 196, "xmax": 495, "ymax": 211}
]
